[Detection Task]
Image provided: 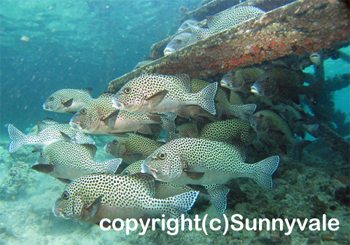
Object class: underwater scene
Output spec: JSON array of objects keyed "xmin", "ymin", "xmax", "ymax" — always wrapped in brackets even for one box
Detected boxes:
[{"xmin": 0, "ymin": 0, "xmax": 349, "ymax": 244}]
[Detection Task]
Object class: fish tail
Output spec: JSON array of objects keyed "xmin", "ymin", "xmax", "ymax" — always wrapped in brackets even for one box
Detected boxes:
[
  {"xmin": 7, "ymin": 124, "xmax": 27, "ymax": 153},
  {"xmin": 195, "ymin": 82, "xmax": 218, "ymax": 115},
  {"xmin": 103, "ymin": 158, "xmax": 123, "ymax": 174},
  {"xmin": 159, "ymin": 191, "xmax": 199, "ymax": 220},
  {"xmin": 252, "ymin": 155, "xmax": 280, "ymax": 190},
  {"xmin": 227, "ymin": 103, "xmax": 257, "ymax": 121}
]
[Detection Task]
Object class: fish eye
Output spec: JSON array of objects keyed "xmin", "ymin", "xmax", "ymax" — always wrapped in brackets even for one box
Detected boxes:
[
  {"xmin": 62, "ymin": 191, "xmax": 69, "ymax": 200},
  {"xmin": 124, "ymin": 170, "xmax": 130, "ymax": 176},
  {"xmin": 175, "ymin": 39, "xmax": 182, "ymax": 44},
  {"xmin": 80, "ymin": 108, "xmax": 87, "ymax": 115},
  {"xmin": 157, "ymin": 152, "xmax": 167, "ymax": 160},
  {"xmin": 124, "ymin": 88, "xmax": 131, "ymax": 94},
  {"xmin": 48, "ymin": 96, "xmax": 54, "ymax": 101},
  {"xmin": 112, "ymin": 139, "xmax": 118, "ymax": 145}
]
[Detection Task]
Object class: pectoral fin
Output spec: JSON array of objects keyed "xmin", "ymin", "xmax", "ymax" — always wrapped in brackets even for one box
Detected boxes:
[
  {"xmin": 145, "ymin": 90, "xmax": 168, "ymax": 107},
  {"xmin": 62, "ymin": 98, "xmax": 73, "ymax": 108},
  {"xmin": 184, "ymin": 170, "xmax": 205, "ymax": 180},
  {"xmin": 32, "ymin": 164, "xmax": 54, "ymax": 174},
  {"xmin": 56, "ymin": 178, "xmax": 71, "ymax": 184},
  {"xmin": 102, "ymin": 110, "xmax": 119, "ymax": 129},
  {"xmin": 60, "ymin": 131, "xmax": 72, "ymax": 141},
  {"xmin": 86, "ymin": 194, "xmax": 103, "ymax": 218},
  {"xmin": 137, "ymin": 125, "xmax": 152, "ymax": 135}
]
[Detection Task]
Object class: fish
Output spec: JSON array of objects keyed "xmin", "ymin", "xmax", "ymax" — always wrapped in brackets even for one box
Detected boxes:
[
  {"xmin": 53, "ymin": 173, "xmax": 199, "ymax": 224},
  {"xmin": 32, "ymin": 141, "xmax": 122, "ymax": 182},
  {"xmin": 200, "ymin": 119, "xmax": 257, "ymax": 145},
  {"xmin": 251, "ymin": 68, "xmax": 306, "ymax": 103},
  {"xmin": 7, "ymin": 122, "xmax": 95, "ymax": 153},
  {"xmin": 207, "ymin": 6, "xmax": 265, "ymax": 35},
  {"xmin": 121, "ymin": 160, "xmax": 197, "ymax": 199},
  {"xmin": 70, "ymin": 93, "xmax": 175, "ymax": 135},
  {"xmin": 220, "ymin": 67, "xmax": 265, "ymax": 93},
  {"xmin": 133, "ymin": 58, "xmax": 154, "ymax": 70},
  {"xmin": 112, "ymin": 73, "xmax": 218, "ymax": 117},
  {"xmin": 141, "ymin": 138, "xmax": 279, "ymax": 214},
  {"xmin": 104, "ymin": 133, "xmax": 164, "ymax": 164},
  {"xmin": 177, "ymin": 19, "xmax": 198, "ymax": 32},
  {"xmin": 250, "ymin": 110, "xmax": 311, "ymax": 157},
  {"xmin": 176, "ymin": 123, "xmax": 199, "ymax": 138},
  {"xmin": 164, "ymin": 32, "xmax": 197, "ymax": 55},
  {"xmin": 191, "ymin": 79, "xmax": 256, "ymax": 121},
  {"xmin": 43, "ymin": 88, "xmax": 93, "ymax": 113}
]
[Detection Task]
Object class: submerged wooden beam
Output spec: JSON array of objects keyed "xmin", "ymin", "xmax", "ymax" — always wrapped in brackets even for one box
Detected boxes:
[{"xmin": 108, "ymin": 0, "xmax": 349, "ymax": 93}]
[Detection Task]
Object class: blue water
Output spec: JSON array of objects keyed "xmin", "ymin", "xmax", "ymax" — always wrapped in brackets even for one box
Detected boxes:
[
  {"xmin": 0, "ymin": 0, "xmax": 201, "ymax": 135},
  {"xmin": 1, "ymin": 1, "xmax": 349, "ymax": 244}
]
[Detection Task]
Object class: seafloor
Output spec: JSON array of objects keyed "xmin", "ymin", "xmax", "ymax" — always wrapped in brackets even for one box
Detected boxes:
[{"xmin": 0, "ymin": 134, "xmax": 349, "ymax": 245}]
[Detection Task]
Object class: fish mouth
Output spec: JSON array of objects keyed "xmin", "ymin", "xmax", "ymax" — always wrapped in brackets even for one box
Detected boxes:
[
  {"xmin": 104, "ymin": 144, "xmax": 111, "ymax": 154},
  {"xmin": 220, "ymin": 80, "xmax": 231, "ymax": 89},
  {"xmin": 250, "ymin": 86, "xmax": 260, "ymax": 94},
  {"xmin": 141, "ymin": 162, "xmax": 156, "ymax": 176},
  {"xmin": 112, "ymin": 97, "xmax": 124, "ymax": 109},
  {"xmin": 164, "ymin": 48, "xmax": 175, "ymax": 56},
  {"xmin": 69, "ymin": 120, "xmax": 82, "ymax": 130},
  {"xmin": 310, "ymin": 53, "xmax": 321, "ymax": 66},
  {"xmin": 42, "ymin": 104, "xmax": 51, "ymax": 110},
  {"xmin": 52, "ymin": 205, "xmax": 66, "ymax": 218}
]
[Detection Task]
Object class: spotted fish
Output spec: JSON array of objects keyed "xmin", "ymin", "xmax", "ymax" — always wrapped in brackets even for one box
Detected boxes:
[
  {"xmin": 43, "ymin": 88, "xmax": 93, "ymax": 113},
  {"xmin": 70, "ymin": 93, "xmax": 175, "ymax": 135},
  {"xmin": 121, "ymin": 160, "xmax": 197, "ymax": 199},
  {"xmin": 32, "ymin": 141, "xmax": 122, "ymax": 182},
  {"xmin": 112, "ymin": 74, "xmax": 218, "ymax": 117},
  {"xmin": 142, "ymin": 138, "xmax": 279, "ymax": 214},
  {"xmin": 200, "ymin": 119, "xmax": 257, "ymax": 145},
  {"xmin": 207, "ymin": 6, "xmax": 265, "ymax": 35},
  {"xmin": 53, "ymin": 173, "xmax": 199, "ymax": 224},
  {"xmin": 7, "ymin": 123, "xmax": 94, "ymax": 153},
  {"xmin": 191, "ymin": 79, "xmax": 256, "ymax": 121},
  {"xmin": 164, "ymin": 32, "xmax": 199, "ymax": 56},
  {"xmin": 104, "ymin": 133, "xmax": 163, "ymax": 164}
]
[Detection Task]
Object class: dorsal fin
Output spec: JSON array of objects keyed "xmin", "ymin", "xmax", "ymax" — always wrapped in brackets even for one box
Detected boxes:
[
  {"xmin": 35, "ymin": 121, "xmax": 51, "ymax": 132},
  {"xmin": 83, "ymin": 87, "xmax": 93, "ymax": 96}
]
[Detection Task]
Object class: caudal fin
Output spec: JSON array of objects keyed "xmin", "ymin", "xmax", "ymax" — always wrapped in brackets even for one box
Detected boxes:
[
  {"xmin": 252, "ymin": 155, "xmax": 280, "ymax": 190},
  {"xmin": 161, "ymin": 191, "xmax": 199, "ymax": 220},
  {"xmin": 227, "ymin": 103, "xmax": 257, "ymax": 121},
  {"xmin": 8, "ymin": 124, "xmax": 27, "ymax": 153},
  {"xmin": 195, "ymin": 82, "xmax": 218, "ymax": 115},
  {"xmin": 103, "ymin": 158, "xmax": 123, "ymax": 174}
]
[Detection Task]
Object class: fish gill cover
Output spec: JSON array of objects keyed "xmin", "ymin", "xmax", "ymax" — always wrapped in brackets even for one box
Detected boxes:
[{"xmin": 0, "ymin": 0, "xmax": 350, "ymax": 244}]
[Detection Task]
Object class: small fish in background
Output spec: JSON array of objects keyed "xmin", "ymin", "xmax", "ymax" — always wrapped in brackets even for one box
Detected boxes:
[
  {"xmin": 43, "ymin": 88, "xmax": 93, "ymax": 113},
  {"xmin": 104, "ymin": 133, "xmax": 164, "ymax": 164},
  {"xmin": 200, "ymin": 119, "xmax": 257, "ymax": 145},
  {"xmin": 250, "ymin": 110, "xmax": 311, "ymax": 157},
  {"xmin": 179, "ymin": 6, "xmax": 189, "ymax": 16},
  {"xmin": 164, "ymin": 32, "xmax": 199, "ymax": 55},
  {"xmin": 53, "ymin": 174, "xmax": 199, "ymax": 224},
  {"xmin": 32, "ymin": 141, "xmax": 122, "ymax": 182},
  {"xmin": 7, "ymin": 122, "xmax": 94, "ymax": 153},
  {"xmin": 142, "ymin": 138, "xmax": 279, "ymax": 214},
  {"xmin": 251, "ymin": 68, "xmax": 306, "ymax": 104},
  {"xmin": 207, "ymin": 6, "xmax": 265, "ymax": 35},
  {"xmin": 112, "ymin": 73, "xmax": 218, "ymax": 117},
  {"xmin": 133, "ymin": 58, "xmax": 154, "ymax": 70},
  {"xmin": 271, "ymin": 103, "xmax": 309, "ymax": 138},
  {"xmin": 120, "ymin": 160, "xmax": 200, "ymax": 199},
  {"xmin": 70, "ymin": 93, "xmax": 175, "ymax": 135},
  {"xmin": 220, "ymin": 67, "xmax": 265, "ymax": 93},
  {"xmin": 191, "ymin": 79, "xmax": 256, "ymax": 121}
]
